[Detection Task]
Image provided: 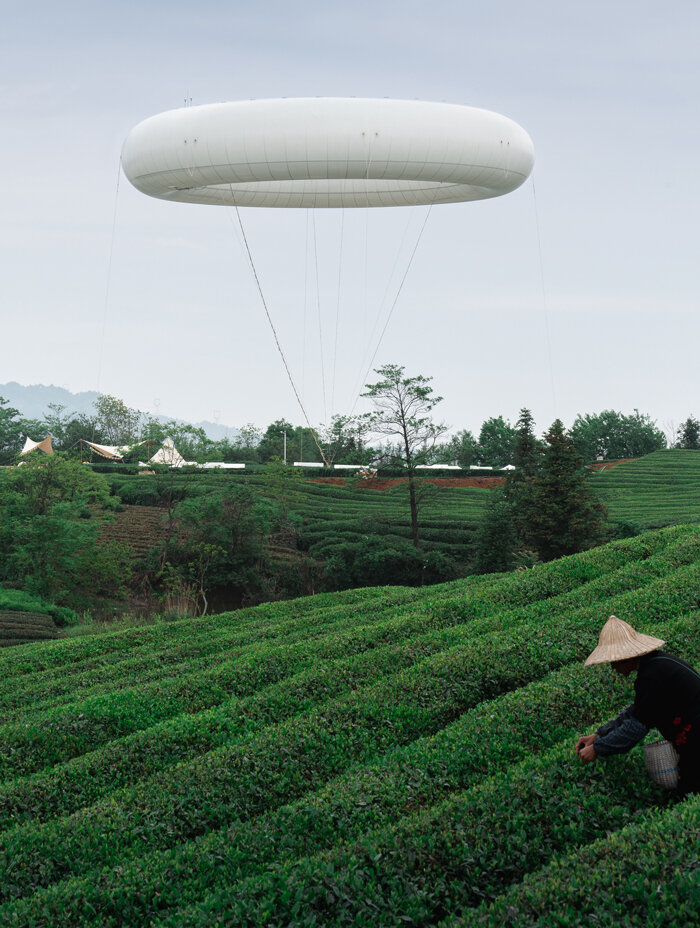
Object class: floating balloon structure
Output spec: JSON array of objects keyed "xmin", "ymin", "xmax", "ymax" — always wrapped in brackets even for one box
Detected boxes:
[{"xmin": 121, "ymin": 98, "xmax": 534, "ymax": 209}]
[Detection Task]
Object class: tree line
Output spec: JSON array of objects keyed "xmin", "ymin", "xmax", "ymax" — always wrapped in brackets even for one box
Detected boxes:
[
  {"xmin": 2, "ymin": 390, "xmax": 696, "ymax": 469},
  {"xmin": 1, "ymin": 366, "xmax": 699, "ymax": 622},
  {"xmin": 475, "ymin": 410, "xmax": 608, "ymax": 573}
]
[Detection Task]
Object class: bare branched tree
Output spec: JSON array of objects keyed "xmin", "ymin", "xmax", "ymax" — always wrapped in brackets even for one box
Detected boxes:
[{"xmin": 361, "ymin": 364, "xmax": 448, "ymax": 548}]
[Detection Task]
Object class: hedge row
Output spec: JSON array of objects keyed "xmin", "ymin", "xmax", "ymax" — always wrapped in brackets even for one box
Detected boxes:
[
  {"xmin": 0, "ymin": 621, "xmax": 661, "ymax": 926},
  {"xmin": 152, "ymin": 742, "xmax": 672, "ymax": 928},
  {"xmin": 0, "ymin": 620, "xmax": 489, "ymax": 828},
  {"xmin": 0, "ymin": 530, "xmax": 697, "ymax": 924},
  {"xmin": 1, "ymin": 588, "xmax": 697, "ymax": 911},
  {"xmin": 469, "ymin": 793, "xmax": 700, "ymax": 928},
  {"xmin": 3, "ymin": 524, "xmax": 687, "ymax": 687},
  {"xmin": 3, "ymin": 534, "xmax": 695, "ymax": 779},
  {"xmin": 0, "ymin": 614, "xmax": 618, "ymax": 903},
  {"xmin": 0, "ymin": 591, "xmax": 470, "ymax": 779},
  {"xmin": 7, "ymin": 546, "xmax": 685, "ymax": 824},
  {"xmin": 0, "ymin": 591, "xmax": 76, "ymax": 626},
  {"xmin": 592, "ymin": 450, "xmax": 700, "ymax": 530},
  {"xmin": 0, "ymin": 581, "xmax": 441, "ymax": 687},
  {"xmin": 2, "ymin": 528, "xmax": 697, "ymax": 780},
  {"xmin": 0, "ymin": 592, "xmax": 420, "ymax": 717}
]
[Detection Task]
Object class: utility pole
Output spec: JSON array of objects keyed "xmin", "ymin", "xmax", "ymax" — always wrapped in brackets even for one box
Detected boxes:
[{"xmin": 283, "ymin": 430, "xmax": 287, "ymax": 464}]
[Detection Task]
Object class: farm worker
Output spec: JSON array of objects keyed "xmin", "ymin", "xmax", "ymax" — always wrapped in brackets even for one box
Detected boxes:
[{"xmin": 576, "ymin": 615, "xmax": 700, "ymax": 796}]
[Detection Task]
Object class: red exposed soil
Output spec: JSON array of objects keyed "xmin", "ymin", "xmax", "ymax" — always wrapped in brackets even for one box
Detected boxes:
[
  {"xmin": 311, "ymin": 458, "xmax": 636, "ymax": 490},
  {"xmin": 309, "ymin": 476, "xmax": 506, "ymax": 491},
  {"xmin": 586, "ymin": 459, "xmax": 635, "ymax": 472}
]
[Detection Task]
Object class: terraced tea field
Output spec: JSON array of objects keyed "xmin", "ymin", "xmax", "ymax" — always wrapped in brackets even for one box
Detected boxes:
[
  {"xmin": 0, "ymin": 611, "xmax": 59, "ymax": 648},
  {"xmin": 291, "ymin": 478, "xmax": 489, "ymax": 561},
  {"xmin": 1, "ymin": 523, "xmax": 699, "ymax": 926},
  {"xmin": 99, "ymin": 504, "xmax": 170, "ymax": 558},
  {"xmin": 105, "ymin": 451, "xmax": 700, "ymax": 575},
  {"xmin": 107, "ymin": 471, "xmax": 490, "ymax": 566},
  {"xmin": 590, "ymin": 449, "xmax": 700, "ymax": 529}
]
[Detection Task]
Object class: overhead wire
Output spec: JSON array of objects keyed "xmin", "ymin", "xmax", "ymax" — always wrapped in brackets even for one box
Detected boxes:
[
  {"xmin": 348, "ymin": 203, "xmax": 434, "ymax": 415},
  {"xmin": 231, "ymin": 202, "xmax": 331, "ymax": 466},
  {"xmin": 330, "ymin": 209, "xmax": 345, "ymax": 418},
  {"xmin": 311, "ymin": 212, "xmax": 327, "ymax": 424},
  {"xmin": 94, "ymin": 157, "xmax": 123, "ymax": 441},
  {"xmin": 96, "ymin": 158, "xmax": 123, "ymax": 396},
  {"xmin": 531, "ymin": 174, "xmax": 558, "ymax": 416},
  {"xmin": 302, "ymin": 210, "xmax": 310, "ymax": 405},
  {"xmin": 225, "ymin": 139, "xmax": 436, "ymax": 467},
  {"xmin": 350, "ymin": 206, "xmax": 429, "ymax": 403}
]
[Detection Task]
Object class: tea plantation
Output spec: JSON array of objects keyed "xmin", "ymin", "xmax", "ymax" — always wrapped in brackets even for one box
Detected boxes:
[
  {"xmin": 105, "ymin": 451, "xmax": 700, "ymax": 580},
  {"xmin": 1, "ymin": 523, "xmax": 699, "ymax": 926},
  {"xmin": 591, "ymin": 449, "xmax": 700, "ymax": 530},
  {"xmin": 108, "ymin": 470, "xmax": 490, "ymax": 566}
]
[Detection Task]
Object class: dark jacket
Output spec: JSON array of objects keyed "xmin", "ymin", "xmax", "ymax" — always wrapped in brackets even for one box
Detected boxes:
[{"xmin": 595, "ymin": 650, "xmax": 700, "ymax": 793}]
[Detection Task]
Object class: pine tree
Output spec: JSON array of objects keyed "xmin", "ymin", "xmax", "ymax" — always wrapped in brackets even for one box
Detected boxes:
[
  {"xmin": 677, "ymin": 416, "xmax": 700, "ymax": 450},
  {"xmin": 504, "ymin": 408, "xmax": 542, "ymax": 541},
  {"xmin": 524, "ymin": 419, "xmax": 606, "ymax": 561}
]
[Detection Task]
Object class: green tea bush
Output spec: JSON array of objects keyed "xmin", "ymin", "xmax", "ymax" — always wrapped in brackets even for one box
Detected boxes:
[
  {"xmin": 8, "ymin": 624, "xmax": 697, "ymax": 928},
  {"xmin": 469, "ymin": 794, "xmax": 700, "ymax": 928},
  {"xmin": 0, "ymin": 589, "xmax": 77, "ymax": 626},
  {"xmin": 0, "ymin": 525, "xmax": 699, "ymax": 926}
]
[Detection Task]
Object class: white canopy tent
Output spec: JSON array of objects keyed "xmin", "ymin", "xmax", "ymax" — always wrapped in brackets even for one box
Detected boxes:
[
  {"xmin": 82, "ymin": 440, "xmax": 128, "ymax": 461},
  {"xmin": 21, "ymin": 436, "xmax": 54, "ymax": 456},
  {"xmin": 148, "ymin": 438, "xmax": 188, "ymax": 468}
]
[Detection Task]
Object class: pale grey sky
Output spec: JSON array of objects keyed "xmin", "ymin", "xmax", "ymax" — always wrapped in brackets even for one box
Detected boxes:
[{"xmin": 2, "ymin": 1, "xmax": 698, "ymax": 440}]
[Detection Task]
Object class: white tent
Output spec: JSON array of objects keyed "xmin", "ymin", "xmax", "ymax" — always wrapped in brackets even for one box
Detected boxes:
[
  {"xmin": 148, "ymin": 438, "xmax": 187, "ymax": 468},
  {"xmin": 21, "ymin": 436, "xmax": 53, "ymax": 456},
  {"xmin": 82, "ymin": 440, "xmax": 125, "ymax": 461}
]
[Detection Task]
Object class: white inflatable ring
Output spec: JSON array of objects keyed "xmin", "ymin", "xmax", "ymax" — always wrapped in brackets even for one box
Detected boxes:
[{"xmin": 122, "ymin": 97, "xmax": 534, "ymax": 209}]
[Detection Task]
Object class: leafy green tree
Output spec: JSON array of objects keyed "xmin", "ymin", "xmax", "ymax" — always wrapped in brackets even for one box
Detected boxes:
[
  {"xmin": 239, "ymin": 422, "xmax": 263, "ymax": 450},
  {"xmin": 361, "ymin": 364, "xmax": 448, "ymax": 548},
  {"xmin": 259, "ymin": 457, "xmax": 305, "ymax": 526},
  {"xmin": 42, "ymin": 403, "xmax": 68, "ymax": 447},
  {"xmin": 437, "ymin": 429, "xmax": 478, "ymax": 468},
  {"xmin": 569, "ymin": 409, "xmax": 666, "ymax": 461},
  {"xmin": 0, "ymin": 455, "xmax": 130, "ymax": 607},
  {"xmin": 0, "ymin": 396, "xmax": 35, "ymax": 463},
  {"xmin": 321, "ymin": 415, "xmax": 371, "ymax": 465},
  {"xmin": 3, "ymin": 452, "xmax": 113, "ymax": 516},
  {"xmin": 511, "ymin": 409, "xmax": 542, "ymax": 477},
  {"xmin": 39, "ymin": 404, "xmax": 105, "ymax": 457},
  {"xmin": 204, "ymin": 437, "xmax": 256, "ymax": 464},
  {"xmin": 523, "ymin": 419, "xmax": 606, "ymax": 561},
  {"xmin": 677, "ymin": 416, "xmax": 700, "ymax": 450},
  {"xmin": 48, "ymin": 409, "xmax": 103, "ymax": 456},
  {"xmin": 258, "ymin": 419, "xmax": 297, "ymax": 463},
  {"xmin": 477, "ymin": 416, "xmax": 517, "ymax": 468},
  {"xmin": 205, "ymin": 423, "xmax": 264, "ymax": 464},
  {"xmin": 93, "ymin": 394, "xmax": 143, "ymax": 445},
  {"xmin": 324, "ymin": 537, "xmax": 455, "ymax": 590},
  {"xmin": 140, "ymin": 418, "xmax": 210, "ymax": 462},
  {"xmin": 164, "ymin": 484, "xmax": 272, "ymax": 610}
]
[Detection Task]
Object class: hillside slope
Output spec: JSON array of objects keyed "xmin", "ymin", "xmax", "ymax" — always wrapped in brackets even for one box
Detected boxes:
[
  {"xmin": 1, "ymin": 525, "xmax": 699, "ymax": 926},
  {"xmin": 591, "ymin": 448, "xmax": 700, "ymax": 529}
]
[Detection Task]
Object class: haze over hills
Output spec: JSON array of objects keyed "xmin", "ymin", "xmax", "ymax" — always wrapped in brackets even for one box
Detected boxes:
[{"xmin": 0, "ymin": 382, "xmax": 241, "ymax": 441}]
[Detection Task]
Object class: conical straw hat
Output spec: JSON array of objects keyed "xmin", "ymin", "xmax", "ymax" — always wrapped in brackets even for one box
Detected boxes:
[{"xmin": 584, "ymin": 615, "xmax": 665, "ymax": 666}]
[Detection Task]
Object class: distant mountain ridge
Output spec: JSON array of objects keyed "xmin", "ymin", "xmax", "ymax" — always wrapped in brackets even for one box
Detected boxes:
[{"xmin": 0, "ymin": 382, "xmax": 240, "ymax": 442}]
